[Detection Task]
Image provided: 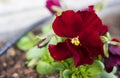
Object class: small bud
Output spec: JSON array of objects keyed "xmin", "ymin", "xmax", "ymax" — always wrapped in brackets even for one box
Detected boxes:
[
  {"xmin": 37, "ymin": 35, "xmax": 53, "ymax": 48},
  {"xmin": 46, "ymin": 0, "xmax": 61, "ymax": 14}
]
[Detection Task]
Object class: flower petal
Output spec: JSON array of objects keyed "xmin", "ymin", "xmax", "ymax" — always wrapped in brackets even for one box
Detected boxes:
[
  {"xmin": 79, "ymin": 29, "xmax": 104, "ymax": 58},
  {"xmin": 52, "ymin": 10, "xmax": 83, "ymax": 38},
  {"xmin": 112, "ymin": 38, "xmax": 120, "ymax": 42},
  {"xmin": 66, "ymin": 40, "xmax": 93, "ymax": 67},
  {"xmin": 77, "ymin": 9, "xmax": 102, "ymax": 32},
  {"xmin": 109, "ymin": 45, "xmax": 120, "ymax": 56},
  {"xmin": 49, "ymin": 41, "xmax": 72, "ymax": 61},
  {"xmin": 104, "ymin": 54, "xmax": 120, "ymax": 72},
  {"xmin": 99, "ymin": 25, "xmax": 108, "ymax": 35}
]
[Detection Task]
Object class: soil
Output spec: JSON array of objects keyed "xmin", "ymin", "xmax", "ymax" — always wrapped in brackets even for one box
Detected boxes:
[{"xmin": 0, "ymin": 47, "xmax": 59, "ymax": 78}]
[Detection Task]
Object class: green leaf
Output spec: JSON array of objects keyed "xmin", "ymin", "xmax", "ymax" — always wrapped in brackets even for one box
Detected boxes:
[
  {"xmin": 71, "ymin": 73, "xmax": 78, "ymax": 78},
  {"xmin": 17, "ymin": 36, "xmax": 34, "ymax": 50},
  {"xmin": 33, "ymin": 36, "xmax": 41, "ymax": 44},
  {"xmin": 51, "ymin": 62, "xmax": 65, "ymax": 70},
  {"xmin": 36, "ymin": 60, "xmax": 56, "ymax": 74},
  {"xmin": 42, "ymin": 25, "xmax": 52, "ymax": 34},
  {"xmin": 100, "ymin": 72, "xmax": 116, "ymax": 78},
  {"xmin": 61, "ymin": 61, "xmax": 69, "ymax": 68},
  {"xmin": 81, "ymin": 72, "xmax": 89, "ymax": 78},
  {"xmin": 112, "ymin": 66, "xmax": 117, "ymax": 74},
  {"xmin": 86, "ymin": 61, "xmax": 104, "ymax": 76},
  {"xmin": 60, "ymin": 70, "xmax": 63, "ymax": 78},
  {"xmin": 90, "ymin": 75, "xmax": 100, "ymax": 78},
  {"xmin": 27, "ymin": 58, "xmax": 38, "ymax": 68},
  {"xmin": 98, "ymin": 55, "xmax": 103, "ymax": 61},
  {"xmin": 49, "ymin": 36, "xmax": 62, "ymax": 44},
  {"xmin": 103, "ymin": 44, "xmax": 109, "ymax": 58},
  {"xmin": 63, "ymin": 69, "xmax": 72, "ymax": 78},
  {"xmin": 78, "ymin": 66, "xmax": 89, "ymax": 78},
  {"xmin": 66, "ymin": 58, "xmax": 74, "ymax": 65},
  {"xmin": 26, "ymin": 46, "xmax": 46, "ymax": 60}
]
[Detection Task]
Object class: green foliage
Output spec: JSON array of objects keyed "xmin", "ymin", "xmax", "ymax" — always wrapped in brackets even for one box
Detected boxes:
[
  {"xmin": 26, "ymin": 46, "xmax": 46, "ymax": 60},
  {"xmin": 23, "ymin": 28, "xmax": 64, "ymax": 74},
  {"xmin": 100, "ymin": 72, "xmax": 116, "ymax": 78},
  {"xmin": 58, "ymin": 60, "xmax": 105, "ymax": 78},
  {"xmin": 36, "ymin": 60, "xmax": 55, "ymax": 74},
  {"xmin": 49, "ymin": 36, "xmax": 62, "ymax": 44},
  {"xmin": 86, "ymin": 61, "xmax": 104, "ymax": 76},
  {"xmin": 71, "ymin": 73, "xmax": 77, "ymax": 78},
  {"xmin": 17, "ymin": 35, "xmax": 34, "ymax": 50},
  {"xmin": 63, "ymin": 69, "xmax": 72, "ymax": 78},
  {"xmin": 27, "ymin": 58, "xmax": 38, "ymax": 68},
  {"xmin": 90, "ymin": 75, "xmax": 100, "ymax": 78},
  {"xmin": 42, "ymin": 25, "xmax": 52, "ymax": 35},
  {"xmin": 112, "ymin": 66, "xmax": 117, "ymax": 74},
  {"xmin": 51, "ymin": 62, "xmax": 65, "ymax": 70},
  {"xmin": 33, "ymin": 36, "xmax": 42, "ymax": 44},
  {"xmin": 17, "ymin": 32, "xmax": 40, "ymax": 51}
]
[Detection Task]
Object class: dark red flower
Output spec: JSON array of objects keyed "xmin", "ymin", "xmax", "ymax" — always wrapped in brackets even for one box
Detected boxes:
[
  {"xmin": 104, "ymin": 53, "xmax": 120, "ymax": 73},
  {"xmin": 99, "ymin": 25, "xmax": 108, "ymax": 35},
  {"xmin": 104, "ymin": 39, "xmax": 120, "ymax": 73},
  {"xmin": 49, "ymin": 6, "xmax": 108, "ymax": 67},
  {"xmin": 46, "ymin": 0, "xmax": 61, "ymax": 14}
]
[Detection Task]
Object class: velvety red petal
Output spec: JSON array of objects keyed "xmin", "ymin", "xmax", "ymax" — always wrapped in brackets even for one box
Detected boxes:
[
  {"xmin": 66, "ymin": 39, "xmax": 93, "ymax": 66},
  {"xmin": 79, "ymin": 29, "xmax": 104, "ymax": 58},
  {"xmin": 99, "ymin": 25, "xmax": 108, "ymax": 35},
  {"xmin": 112, "ymin": 38, "xmax": 120, "ymax": 42},
  {"xmin": 75, "ymin": 46, "xmax": 93, "ymax": 66},
  {"xmin": 52, "ymin": 10, "xmax": 83, "ymax": 38},
  {"xmin": 88, "ymin": 41, "xmax": 104, "ymax": 58},
  {"xmin": 77, "ymin": 10, "xmax": 102, "ymax": 32},
  {"xmin": 79, "ymin": 28, "xmax": 100, "ymax": 47},
  {"xmin": 48, "ymin": 41, "xmax": 72, "ymax": 61}
]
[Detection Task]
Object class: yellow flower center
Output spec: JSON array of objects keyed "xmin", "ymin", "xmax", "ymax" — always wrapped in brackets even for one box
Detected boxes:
[{"xmin": 71, "ymin": 36, "xmax": 80, "ymax": 46}]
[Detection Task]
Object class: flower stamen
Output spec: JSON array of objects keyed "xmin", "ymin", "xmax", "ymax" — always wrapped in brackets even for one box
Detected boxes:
[{"xmin": 71, "ymin": 36, "xmax": 80, "ymax": 46}]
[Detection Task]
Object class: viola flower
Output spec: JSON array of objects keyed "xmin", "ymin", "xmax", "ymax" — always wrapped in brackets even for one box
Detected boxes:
[
  {"xmin": 46, "ymin": 0, "xmax": 61, "ymax": 14},
  {"xmin": 104, "ymin": 39, "xmax": 120, "ymax": 73},
  {"xmin": 49, "ymin": 6, "xmax": 108, "ymax": 67}
]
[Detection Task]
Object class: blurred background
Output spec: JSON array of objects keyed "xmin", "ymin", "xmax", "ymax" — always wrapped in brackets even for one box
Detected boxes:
[{"xmin": 0, "ymin": 0, "xmax": 120, "ymax": 50}]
